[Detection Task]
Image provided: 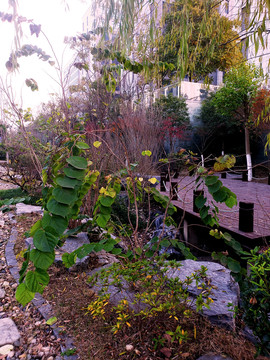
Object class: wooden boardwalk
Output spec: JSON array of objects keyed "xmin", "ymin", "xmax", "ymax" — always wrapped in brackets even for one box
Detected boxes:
[{"xmin": 160, "ymin": 174, "xmax": 270, "ymax": 241}]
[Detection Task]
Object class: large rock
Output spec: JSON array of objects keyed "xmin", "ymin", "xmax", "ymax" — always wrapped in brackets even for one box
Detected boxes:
[
  {"xmin": 0, "ymin": 318, "xmax": 20, "ymax": 346},
  {"xmin": 16, "ymin": 203, "xmax": 43, "ymax": 215},
  {"xmin": 165, "ymin": 260, "xmax": 239, "ymax": 329},
  {"xmin": 88, "ymin": 260, "xmax": 239, "ymax": 329}
]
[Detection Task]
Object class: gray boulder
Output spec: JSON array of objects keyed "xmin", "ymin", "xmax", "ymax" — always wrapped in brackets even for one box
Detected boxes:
[
  {"xmin": 165, "ymin": 260, "xmax": 239, "ymax": 329},
  {"xmin": 88, "ymin": 260, "xmax": 239, "ymax": 330}
]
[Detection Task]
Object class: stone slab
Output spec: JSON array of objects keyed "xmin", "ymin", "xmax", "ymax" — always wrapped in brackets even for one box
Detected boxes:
[
  {"xmin": 165, "ymin": 260, "xmax": 239, "ymax": 329},
  {"xmin": 16, "ymin": 203, "xmax": 43, "ymax": 215},
  {"xmin": 0, "ymin": 318, "xmax": 20, "ymax": 346}
]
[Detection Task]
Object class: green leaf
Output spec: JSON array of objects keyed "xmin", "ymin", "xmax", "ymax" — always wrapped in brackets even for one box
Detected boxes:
[
  {"xmin": 47, "ymin": 199, "xmax": 70, "ymax": 217},
  {"xmin": 103, "ymin": 239, "xmax": 117, "ymax": 252},
  {"xmin": 52, "ymin": 187, "xmax": 77, "ymax": 205},
  {"xmin": 75, "ymin": 244, "xmax": 96, "ymax": 259},
  {"xmin": 35, "ymin": 268, "xmax": 50, "ymax": 285},
  {"xmin": 227, "ymin": 258, "xmax": 241, "ymax": 273},
  {"xmin": 42, "ymin": 212, "xmax": 68, "ymax": 235},
  {"xmin": 62, "ymin": 252, "xmax": 77, "ymax": 268},
  {"xmin": 76, "ymin": 141, "xmax": 89, "ymax": 150},
  {"xmin": 225, "ymin": 196, "xmax": 237, "ymax": 208},
  {"xmin": 195, "ymin": 194, "xmax": 206, "ymax": 209},
  {"xmin": 25, "ymin": 270, "xmax": 48, "ymax": 293},
  {"xmin": 212, "ymin": 187, "xmax": 227, "ymax": 202},
  {"xmin": 15, "ymin": 283, "xmax": 35, "ymax": 306},
  {"xmin": 63, "ymin": 167, "xmax": 86, "ymax": 180},
  {"xmin": 30, "ymin": 249, "xmax": 55, "ymax": 270},
  {"xmin": 96, "ymin": 214, "xmax": 110, "ymax": 228},
  {"xmin": 111, "ymin": 248, "xmax": 122, "ymax": 255},
  {"xmin": 66, "ymin": 156, "xmax": 88, "ymax": 169},
  {"xmin": 33, "ymin": 229, "xmax": 58, "ymax": 252},
  {"xmin": 55, "ymin": 176, "xmax": 81, "ymax": 189},
  {"xmin": 199, "ymin": 206, "xmax": 209, "ymax": 219},
  {"xmin": 100, "ymin": 196, "xmax": 114, "ymax": 207},
  {"xmin": 207, "ymin": 180, "xmax": 222, "ymax": 194},
  {"xmin": 99, "ymin": 205, "xmax": 112, "ymax": 215},
  {"xmin": 205, "ymin": 176, "xmax": 219, "ymax": 186},
  {"xmin": 46, "ymin": 316, "xmax": 57, "ymax": 325},
  {"xmin": 30, "ymin": 219, "xmax": 42, "ymax": 237}
]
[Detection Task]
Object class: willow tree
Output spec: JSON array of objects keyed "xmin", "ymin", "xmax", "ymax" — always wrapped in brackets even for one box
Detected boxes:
[{"xmin": 157, "ymin": 0, "xmax": 243, "ymax": 83}]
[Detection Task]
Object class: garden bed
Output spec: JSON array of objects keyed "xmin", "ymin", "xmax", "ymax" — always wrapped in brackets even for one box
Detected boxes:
[{"xmin": 13, "ymin": 213, "xmax": 269, "ymax": 360}]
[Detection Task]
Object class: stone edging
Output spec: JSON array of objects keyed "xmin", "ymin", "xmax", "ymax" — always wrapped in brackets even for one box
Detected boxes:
[{"xmin": 5, "ymin": 213, "xmax": 78, "ymax": 360}]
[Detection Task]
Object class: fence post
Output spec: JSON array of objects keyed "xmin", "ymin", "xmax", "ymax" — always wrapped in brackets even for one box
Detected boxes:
[{"xmin": 239, "ymin": 202, "xmax": 254, "ymax": 232}]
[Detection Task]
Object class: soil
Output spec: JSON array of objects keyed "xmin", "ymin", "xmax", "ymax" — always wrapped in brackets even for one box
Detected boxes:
[{"xmin": 13, "ymin": 214, "xmax": 269, "ymax": 360}]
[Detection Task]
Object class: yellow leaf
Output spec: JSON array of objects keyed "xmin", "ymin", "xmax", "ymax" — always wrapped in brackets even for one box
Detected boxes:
[
  {"xmin": 139, "ymin": 177, "xmax": 143, "ymax": 182},
  {"xmin": 93, "ymin": 141, "xmax": 102, "ymax": 148},
  {"xmin": 148, "ymin": 177, "xmax": 157, "ymax": 184}
]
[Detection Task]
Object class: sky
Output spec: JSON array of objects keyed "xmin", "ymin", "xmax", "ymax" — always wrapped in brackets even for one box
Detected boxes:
[{"xmin": 0, "ymin": 0, "xmax": 91, "ymax": 112}]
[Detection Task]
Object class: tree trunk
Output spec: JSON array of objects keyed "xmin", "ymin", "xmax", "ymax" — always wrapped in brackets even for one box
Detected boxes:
[{"xmin": 245, "ymin": 126, "xmax": 252, "ymax": 181}]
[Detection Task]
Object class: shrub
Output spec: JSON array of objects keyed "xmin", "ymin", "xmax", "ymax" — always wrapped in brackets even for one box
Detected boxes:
[
  {"xmin": 240, "ymin": 247, "xmax": 270, "ymax": 356},
  {"xmin": 87, "ymin": 259, "xmax": 213, "ymax": 337}
]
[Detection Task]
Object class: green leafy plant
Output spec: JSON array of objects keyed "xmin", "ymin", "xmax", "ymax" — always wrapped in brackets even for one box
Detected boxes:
[
  {"xmin": 87, "ymin": 259, "xmax": 214, "ymax": 336},
  {"xmin": 16, "ymin": 134, "xmax": 98, "ymax": 305},
  {"xmin": 240, "ymin": 248, "xmax": 270, "ymax": 356}
]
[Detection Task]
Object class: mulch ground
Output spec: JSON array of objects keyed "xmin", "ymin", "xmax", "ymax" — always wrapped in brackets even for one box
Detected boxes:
[{"xmin": 12, "ymin": 213, "xmax": 269, "ymax": 360}]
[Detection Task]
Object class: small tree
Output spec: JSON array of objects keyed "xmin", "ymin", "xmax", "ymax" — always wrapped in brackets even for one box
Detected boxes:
[
  {"xmin": 153, "ymin": 93, "xmax": 190, "ymax": 152},
  {"xmin": 212, "ymin": 63, "xmax": 262, "ymax": 181}
]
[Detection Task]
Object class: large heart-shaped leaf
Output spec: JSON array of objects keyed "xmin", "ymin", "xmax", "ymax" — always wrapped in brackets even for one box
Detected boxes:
[
  {"xmin": 64, "ymin": 167, "xmax": 86, "ymax": 180},
  {"xmin": 66, "ymin": 156, "xmax": 88, "ymax": 169},
  {"xmin": 207, "ymin": 180, "xmax": 222, "ymax": 194},
  {"xmin": 100, "ymin": 196, "xmax": 115, "ymax": 207},
  {"xmin": 205, "ymin": 176, "xmax": 219, "ymax": 186},
  {"xmin": 52, "ymin": 187, "xmax": 77, "ymax": 205},
  {"xmin": 16, "ymin": 283, "xmax": 35, "ymax": 307},
  {"xmin": 42, "ymin": 212, "xmax": 68, "ymax": 235},
  {"xmin": 55, "ymin": 176, "xmax": 81, "ymax": 189},
  {"xmin": 30, "ymin": 249, "xmax": 55, "ymax": 270},
  {"xmin": 96, "ymin": 214, "xmax": 110, "ymax": 228},
  {"xmin": 30, "ymin": 219, "xmax": 42, "ymax": 237},
  {"xmin": 25, "ymin": 270, "xmax": 45, "ymax": 293},
  {"xmin": 33, "ymin": 229, "xmax": 58, "ymax": 252},
  {"xmin": 47, "ymin": 199, "xmax": 70, "ymax": 217},
  {"xmin": 212, "ymin": 187, "xmax": 227, "ymax": 202}
]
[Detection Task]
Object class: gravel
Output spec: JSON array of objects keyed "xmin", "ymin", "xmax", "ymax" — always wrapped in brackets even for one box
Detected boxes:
[{"xmin": 0, "ymin": 210, "xmax": 63, "ymax": 360}]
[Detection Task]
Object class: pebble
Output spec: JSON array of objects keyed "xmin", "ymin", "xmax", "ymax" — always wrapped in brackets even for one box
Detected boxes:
[
  {"xmin": 0, "ymin": 209, "xmax": 62, "ymax": 359},
  {"xmin": 0, "ymin": 344, "xmax": 14, "ymax": 355},
  {"xmin": 0, "ymin": 289, "xmax": 5, "ymax": 298},
  {"xmin": 125, "ymin": 344, "xmax": 134, "ymax": 352}
]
